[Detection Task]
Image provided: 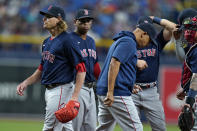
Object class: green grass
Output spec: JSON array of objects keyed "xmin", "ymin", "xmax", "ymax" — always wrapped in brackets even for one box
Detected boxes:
[
  {"xmin": 115, "ymin": 124, "xmax": 179, "ymax": 131},
  {"xmin": 0, "ymin": 119, "xmax": 43, "ymax": 131},
  {"xmin": 0, "ymin": 119, "xmax": 179, "ymax": 131}
]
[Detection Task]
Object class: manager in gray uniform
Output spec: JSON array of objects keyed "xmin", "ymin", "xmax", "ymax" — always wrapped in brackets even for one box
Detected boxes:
[{"xmin": 132, "ymin": 16, "xmax": 176, "ymax": 131}]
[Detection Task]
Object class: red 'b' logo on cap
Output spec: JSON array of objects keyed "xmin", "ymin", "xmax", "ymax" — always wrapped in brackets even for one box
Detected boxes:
[
  {"xmin": 84, "ymin": 9, "xmax": 88, "ymax": 15},
  {"xmin": 48, "ymin": 5, "xmax": 52, "ymax": 10}
]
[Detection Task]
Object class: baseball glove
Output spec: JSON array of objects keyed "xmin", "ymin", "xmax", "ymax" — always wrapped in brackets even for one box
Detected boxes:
[
  {"xmin": 55, "ymin": 100, "xmax": 80, "ymax": 123},
  {"xmin": 178, "ymin": 105, "xmax": 195, "ymax": 131}
]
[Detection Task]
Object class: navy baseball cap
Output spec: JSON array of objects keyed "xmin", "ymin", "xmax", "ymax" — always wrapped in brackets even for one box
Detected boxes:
[
  {"xmin": 137, "ymin": 16, "xmax": 153, "ymax": 24},
  {"xmin": 75, "ymin": 9, "xmax": 94, "ymax": 20},
  {"xmin": 40, "ymin": 5, "xmax": 65, "ymax": 20},
  {"xmin": 137, "ymin": 23, "xmax": 157, "ymax": 45},
  {"xmin": 178, "ymin": 8, "xmax": 197, "ymax": 25}
]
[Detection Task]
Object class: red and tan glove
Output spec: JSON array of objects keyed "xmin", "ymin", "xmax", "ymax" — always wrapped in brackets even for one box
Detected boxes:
[{"xmin": 55, "ymin": 100, "xmax": 80, "ymax": 123}]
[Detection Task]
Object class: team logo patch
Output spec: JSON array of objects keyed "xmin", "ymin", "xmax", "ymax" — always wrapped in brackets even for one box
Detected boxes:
[
  {"xmin": 80, "ymin": 49, "xmax": 96, "ymax": 59},
  {"xmin": 137, "ymin": 48, "xmax": 156, "ymax": 58},
  {"xmin": 84, "ymin": 9, "xmax": 88, "ymax": 15},
  {"xmin": 42, "ymin": 51, "xmax": 55, "ymax": 63}
]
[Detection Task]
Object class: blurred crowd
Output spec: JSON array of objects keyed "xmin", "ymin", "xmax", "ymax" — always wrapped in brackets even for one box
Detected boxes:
[
  {"xmin": 0, "ymin": 0, "xmax": 196, "ymax": 38},
  {"xmin": 0, "ymin": 0, "xmax": 196, "ymax": 60}
]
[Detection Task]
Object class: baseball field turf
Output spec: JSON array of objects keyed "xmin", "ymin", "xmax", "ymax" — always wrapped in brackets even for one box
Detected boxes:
[{"xmin": 0, "ymin": 119, "xmax": 180, "ymax": 131}]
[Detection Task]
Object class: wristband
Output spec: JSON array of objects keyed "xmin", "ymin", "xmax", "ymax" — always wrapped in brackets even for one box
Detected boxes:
[
  {"xmin": 153, "ymin": 17, "xmax": 161, "ymax": 25},
  {"xmin": 186, "ymin": 96, "xmax": 195, "ymax": 107}
]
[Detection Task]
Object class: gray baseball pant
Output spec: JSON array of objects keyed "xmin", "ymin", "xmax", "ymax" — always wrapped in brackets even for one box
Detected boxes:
[
  {"xmin": 42, "ymin": 82, "xmax": 74, "ymax": 131},
  {"xmin": 96, "ymin": 95, "xmax": 143, "ymax": 131},
  {"xmin": 191, "ymin": 96, "xmax": 197, "ymax": 131},
  {"xmin": 132, "ymin": 86, "xmax": 166, "ymax": 131},
  {"xmin": 72, "ymin": 86, "xmax": 97, "ymax": 131}
]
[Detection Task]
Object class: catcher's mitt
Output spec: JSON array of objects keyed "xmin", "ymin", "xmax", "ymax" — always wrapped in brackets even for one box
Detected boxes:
[
  {"xmin": 55, "ymin": 100, "xmax": 80, "ymax": 123},
  {"xmin": 178, "ymin": 105, "xmax": 195, "ymax": 131}
]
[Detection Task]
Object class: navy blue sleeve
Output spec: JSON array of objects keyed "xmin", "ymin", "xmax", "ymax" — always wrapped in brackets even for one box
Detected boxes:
[
  {"xmin": 190, "ymin": 49, "xmax": 197, "ymax": 73},
  {"xmin": 156, "ymin": 30, "xmax": 169, "ymax": 52},
  {"xmin": 64, "ymin": 39, "xmax": 84, "ymax": 67},
  {"xmin": 112, "ymin": 38, "xmax": 136, "ymax": 63}
]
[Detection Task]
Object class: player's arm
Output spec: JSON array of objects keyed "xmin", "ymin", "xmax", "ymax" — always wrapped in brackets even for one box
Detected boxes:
[
  {"xmin": 150, "ymin": 16, "xmax": 176, "ymax": 41},
  {"xmin": 184, "ymin": 73, "xmax": 197, "ymax": 108},
  {"xmin": 104, "ymin": 57, "xmax": 120, "ymax": 106},
  {"xmin": 150, "ymin": 16, "xmax": 186, "ymax": 61},
  {"xmin": 190, "ymin": 73, "xmax": 197, "ymax": 91},
  {"xmin": 173, "ymin": 26, "xmax": 186, "ymax": 62},
  {"xmin": 174, "ymin": 38, "xmax": 185, "ymax": 62},
  {"xmin": 105, "ymin": 39, "xmax": 134, "ymax": 106},
  {"xmin": 186, "ymin": 50, "xmax": 197, "ymax": 107},
  {"xmin": 17, "ymin": 66, "xmax": 42, "ymax": 96},
  {"xmin": 66, "ymin": 39, "xmax": 86, "ymax": 101},
  {"xmin": 72, "ymin": 63, "xmax": 86, "ymax": 101}
]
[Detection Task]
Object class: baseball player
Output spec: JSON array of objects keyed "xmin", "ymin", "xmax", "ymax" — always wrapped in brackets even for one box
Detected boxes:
[
  {"xmin": 173, "ymin": 8, "xmax": 197, "ymax": 99},
  {"xmin": 173, "ymin": 9, "xmax": 197, "ymax": 131},
  {"xmin": 70, "ymin": 9, "xmax": 101, "ymax": 131},
  {"xmin": 175, "ymin": 16, "xmax": 197, "ymax": 131},
  {"xmin": 16, "ymin": 5, "xmax": 86, "ymax": 131},
  {"xmin": 132, "ymin": 16, "xmax": 176, "ymax": 131},
  {"xmin": 96, "ymin": 22, "xmax": 157, "ymax": 131}
]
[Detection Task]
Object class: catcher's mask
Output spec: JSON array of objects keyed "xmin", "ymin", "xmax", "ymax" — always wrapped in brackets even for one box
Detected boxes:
[
  {"xmin": 182, "ymin": 17, "xmax": 197, "ymax": 44},
  {"xmin": 184, "ymin": 30, "xmax": 196, "ymax": 44}
]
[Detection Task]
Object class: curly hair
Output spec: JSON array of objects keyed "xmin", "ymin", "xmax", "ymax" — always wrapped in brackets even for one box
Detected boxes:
[{"xmin": 57, "ymin": 19, "xmax": 68, "ymax": 32}]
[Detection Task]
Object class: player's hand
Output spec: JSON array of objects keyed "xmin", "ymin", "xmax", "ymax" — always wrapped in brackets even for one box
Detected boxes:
[
  {"xmin": 70, "ymin": 96, "xmax": 78, "ymax": 101},
  {"xmin": 173, "ymin": 25, "xmax": 182, "ymax": 40},
  {"xmin": 104, "ymin": 92, "xmax": 114, "ymax": 107},
  {"xmin": 136, "ymin": 60, "xmax": 148, "ymax": 71},
  {"xmin": 132, "ymin": 84, "xmax": 142, "ymax": 94},
  {"xmin": 16, "ymin": 82, "xmax": 28, "ymax": 96},
  {"xmin": 176, "ymin": 88, "xmax": 186, "ymax": 100},
  {"xmin": 182, "ymin": 103, "xmax": 191, "ymax": 110}
]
